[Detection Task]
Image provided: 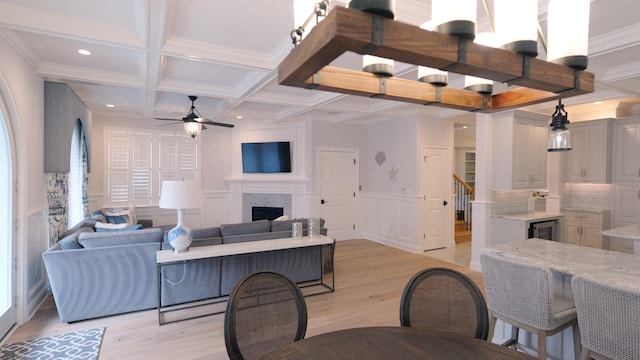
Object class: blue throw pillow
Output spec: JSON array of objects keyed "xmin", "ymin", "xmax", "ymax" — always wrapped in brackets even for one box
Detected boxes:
[{"xmin": 95, "ymin": 224, "xmax": 143, "ymax": 232}]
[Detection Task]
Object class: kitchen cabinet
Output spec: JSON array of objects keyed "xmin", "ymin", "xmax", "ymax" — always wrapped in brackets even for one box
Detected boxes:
[
  {"xmin": 612, "ymin": 186, "xmax": 640, "ymax": 253},
  {"xmin": 566, "ymin": 119, "xmax": 612, "ymax": 183},
  {"xmin": 493, "ymin": 110, "xmax": 548, "ymax": 190},
  {"xmin": 563, "ymin": 210, "xmax": 609, "ymax": 249},
  {"xmin": 613, "ymin": 117, "xmax": 640, "ymax": 183}
]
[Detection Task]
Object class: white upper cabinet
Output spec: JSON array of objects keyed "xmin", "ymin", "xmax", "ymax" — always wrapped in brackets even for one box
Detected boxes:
[
  {"xmin": 493, "ymin": 110, "xmax": 548, "ymax": 190},
  {"xmin": 566, "ymin": 119, "xmax": 612, "ymax": 183},
  {"xmin": 614, "ymin": 117, "xmax": 640, "ymax": 183}
]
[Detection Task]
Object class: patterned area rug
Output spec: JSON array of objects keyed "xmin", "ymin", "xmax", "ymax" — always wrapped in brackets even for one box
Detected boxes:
[{"xmin": 0, "ymin": 327, "xmax": 105, "ymax": 359}]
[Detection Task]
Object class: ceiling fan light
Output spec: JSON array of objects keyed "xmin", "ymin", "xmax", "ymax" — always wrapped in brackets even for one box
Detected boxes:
[
  {"xmin": 184, "ymin": 122, "xmax": 202, "ymax": 139},
  {"xmin": 547, "ymin": 0, "xmax": 590, "ymax": 70},
  {"xmin": 431, "ymin": 0, "xmax": 476, "ymax": 40}
]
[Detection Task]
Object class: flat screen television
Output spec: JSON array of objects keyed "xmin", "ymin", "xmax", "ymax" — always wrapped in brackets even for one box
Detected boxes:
[{"xmin": 241, "ymin": 141, "xmax": 292, "ymax": 173}]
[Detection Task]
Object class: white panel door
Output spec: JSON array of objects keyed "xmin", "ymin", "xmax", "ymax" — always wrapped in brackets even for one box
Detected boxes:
[
  {"xmin": 422, "ymin": 147, "xmax": 450, "ymax": 251},
  {"xmin": 318, "ymin": 148, "xmax": 358, "ymax": 240}
]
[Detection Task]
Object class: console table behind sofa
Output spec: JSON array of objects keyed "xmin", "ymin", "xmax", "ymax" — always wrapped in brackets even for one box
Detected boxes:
[{"xmin": 157, "ymin": 235, "xmax": 335, "ymax": 325}]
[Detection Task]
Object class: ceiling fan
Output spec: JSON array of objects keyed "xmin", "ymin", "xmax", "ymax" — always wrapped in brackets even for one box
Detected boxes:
[{"xmin": 154, "ymin": 95, "xmax": 234, "ymax": 138}]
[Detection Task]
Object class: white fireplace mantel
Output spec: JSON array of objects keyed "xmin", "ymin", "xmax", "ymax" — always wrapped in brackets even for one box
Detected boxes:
[{"xmin": 225, "ymin": 177, "xmax": 312, "ymax": 221}]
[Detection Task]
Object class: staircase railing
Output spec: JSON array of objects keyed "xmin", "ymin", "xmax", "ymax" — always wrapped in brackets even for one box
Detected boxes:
[{"xmin": 453, "ymin": 174, "xmax": 474, "ymax": 231}]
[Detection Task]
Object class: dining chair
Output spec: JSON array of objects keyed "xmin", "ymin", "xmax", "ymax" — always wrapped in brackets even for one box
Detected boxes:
[
  {"xmin": 571, "ymin": 272, "xmax": 640, "ymax": 360},
  {"xmin": 224, "ymin": 271, "xmax": 308, "ymax": 360},
  {"xmin": 480, "ymin": 253, "xmax": 580, "ymax": 360},
  {"xmin": 399, "ymin": 267, "xmax": 489, "ymax": 340}
]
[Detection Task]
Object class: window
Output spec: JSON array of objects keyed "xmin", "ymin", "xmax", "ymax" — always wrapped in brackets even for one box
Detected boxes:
[
  {"xmin": 105, "ymin": 128, "xmax": 199, "ymax": 206},
  {"xmin": 68, "ymin": 121, "xmax": 85, "ymax": 227}
]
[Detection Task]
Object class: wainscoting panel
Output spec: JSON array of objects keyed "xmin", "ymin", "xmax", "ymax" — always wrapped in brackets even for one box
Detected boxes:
[{"xmin": 360, "ymin": 192, "xmax": 420, "ymax": 253}]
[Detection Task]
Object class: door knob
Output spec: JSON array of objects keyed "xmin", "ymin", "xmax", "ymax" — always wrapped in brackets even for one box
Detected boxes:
[
  {"xmin": 443, "ymin": 200, "xmax": 448, "ymax": 206},
  {"xmin": 321, "ymin": 199, "xmax": 326, "ymax": 204}
]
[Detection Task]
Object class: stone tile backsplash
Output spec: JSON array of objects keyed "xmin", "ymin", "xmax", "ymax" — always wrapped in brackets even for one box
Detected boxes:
[
  {"xmin": 492, "ymin": 190, "xmax": 531, "ymax": 215},
  {"xmin": 563, "ymin": 183, "xmax": 613, "ymax": 210}
]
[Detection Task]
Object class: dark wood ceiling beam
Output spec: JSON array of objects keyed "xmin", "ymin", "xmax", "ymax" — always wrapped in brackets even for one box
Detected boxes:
[{"xmin": 277, "ymin": 6, "xmax": 595, "ymax": 113}]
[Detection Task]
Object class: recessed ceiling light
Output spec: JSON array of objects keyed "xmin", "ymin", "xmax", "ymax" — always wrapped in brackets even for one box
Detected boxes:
[
  {"xmin": 593, "ymin": 101, "xmax": 602, "ymax": 105},
  {"xmin": 236, "ymin": 115, "xmax": 243, "ymax": 119},
  {"xmin": 463, "ymin": 126, "xmax": 468, "ymax": 129},
  {"xmin": 78, "ymin": 49, "xmax": 91, "ymax": 56},
  {"xmin": 106, "ymin": 104, "xmax": 115, "ymax": 108}
]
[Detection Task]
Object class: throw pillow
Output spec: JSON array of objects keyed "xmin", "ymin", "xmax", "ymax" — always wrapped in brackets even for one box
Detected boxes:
[
  {"xmin": 95, "ymin": 224, "xmax": 143, "ymax": 232},
  {"xmin": 104, "ymin": 207, "xmax": 137, "ymax": 226},
  {"xmin": 273, "ymin": 215, "xmax": 289, "ymax": 221},
  {"xmin": 95, "ymin": 221, "xmax": 130, "ymax": 230}
]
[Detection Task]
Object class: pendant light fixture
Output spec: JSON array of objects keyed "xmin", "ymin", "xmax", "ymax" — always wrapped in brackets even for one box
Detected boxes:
[
  {"xmin": 494, "ymin": 0, "xmax": 538, "ymax": 56},
  {"xmin": 547, "ymin": 0, "xmax": 590, "ymax": 70},
  {"xmin": 418, "ymin": 21, "xmax": 448, "ymax": 86},
  {"xmin": 348, "ymin": 0, "xmax": 395, "ymax": 19},
  {"xmin": 431, "ymin": 0, "xmax": 477, "ymax": 40},
  {"xmin": 464, "ymin": 32, "xmax": 496, "ymax": 94},
  {"xmin": 363, "ymin": 55, "xmax": 394, "ymax": 77},
  {"xmin": 547, "ymin": 99, "xmax": 571, "ymax": 152},
  {"xmin": 183, "ymin": 122, "xmax": 202, "ymax": 139}
]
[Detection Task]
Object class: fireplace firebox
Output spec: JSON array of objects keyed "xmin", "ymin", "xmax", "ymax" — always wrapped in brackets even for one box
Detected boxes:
[{"xmin": 252, "ymin": 206, "xmax": 284, "ymax": 221}]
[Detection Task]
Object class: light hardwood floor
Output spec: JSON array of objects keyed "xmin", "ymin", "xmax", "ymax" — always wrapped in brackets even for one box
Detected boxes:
[{"xmin": 5, "ymin": 239, "xmax": 483, "ymax": 359}]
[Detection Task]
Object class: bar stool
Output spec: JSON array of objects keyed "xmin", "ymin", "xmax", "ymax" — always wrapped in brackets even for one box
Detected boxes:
[
  {"xmin": 480, "ymin": 253, "xmax": 580, "ymax": 360},
  {"xmin": 571, "ymin": 272, "xmax": 640, "ymax": 360}
]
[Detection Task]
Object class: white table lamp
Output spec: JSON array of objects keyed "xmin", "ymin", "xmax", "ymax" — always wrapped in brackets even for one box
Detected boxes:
[{"xmin": 159, "ymin": 180, "xmax": 202, "ymax": 253}]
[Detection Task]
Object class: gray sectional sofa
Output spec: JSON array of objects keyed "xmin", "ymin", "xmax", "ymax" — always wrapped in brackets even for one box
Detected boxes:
[{"xmin": 42, "ymin": 218, "xmax": 328, "ymax": 322}]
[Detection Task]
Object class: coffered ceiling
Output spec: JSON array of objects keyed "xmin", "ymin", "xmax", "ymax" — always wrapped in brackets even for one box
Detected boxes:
[{"xmin": 0, "ymin": 0, "xmax": 639, "ymax": 130}]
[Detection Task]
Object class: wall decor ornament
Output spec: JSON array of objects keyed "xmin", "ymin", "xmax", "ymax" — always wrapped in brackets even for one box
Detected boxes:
[
  {"xmin": 388, "ymin": 166, "xmax": 398, "ymax": 180},
  {"xmin": 375, "ymin": 151, "xmax": 386, "ymax": 165}
]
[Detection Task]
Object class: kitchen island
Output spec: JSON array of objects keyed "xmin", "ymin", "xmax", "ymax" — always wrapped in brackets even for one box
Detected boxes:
[
  {"xmin": 602, "ymin": 224, "xmax": 640, "ymax": 255},
  {"xmin": 481, "ymin": 238, "xmax": 640, "ymax": 359}
]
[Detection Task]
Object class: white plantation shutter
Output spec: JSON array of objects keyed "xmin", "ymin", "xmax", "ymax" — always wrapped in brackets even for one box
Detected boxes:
[
  {"xmin": 106, "ymin": 129, "xmax": 199, "ymax": 206},
  {"xmin": 68, "ymin": 121, "xmax": 84, "ymax": 227}
]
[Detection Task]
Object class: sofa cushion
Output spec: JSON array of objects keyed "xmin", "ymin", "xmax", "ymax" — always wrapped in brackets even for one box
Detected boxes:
[
  {"xmin": 58, "ymin": 227, "xmax": 94, "ymax": 250},
  {"xmin": 193, "ymin": 226, "xmax": 221, "ymax": 239},
  {"xmin": 78, "ymin": 227, "xmax": 163, "ymax": 248},
  {"xmin": 220, "ymin": 220, "xmax": 271, "ymax": 237},
  {"xmin": 103, "ymin": 207, "xmax": 137, "ymax": 226}
]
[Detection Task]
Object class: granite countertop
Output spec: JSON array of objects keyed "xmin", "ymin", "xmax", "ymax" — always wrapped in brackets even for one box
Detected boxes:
[
  {"xmin": 602, "ymin": 224, "xmax": 640, "ymax": 240},
  {"xmin": 482, "ymin": 238, "xmax": 640, "ymax": 277},
  {"xmin": 492, "ymin": 211, "xmax": 564, "ymax": 222}
]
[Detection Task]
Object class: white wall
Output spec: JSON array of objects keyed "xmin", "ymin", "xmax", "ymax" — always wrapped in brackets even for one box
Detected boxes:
[{"xmin": 0, "ymin": 35, "xmax": 48, "ymax": 323}]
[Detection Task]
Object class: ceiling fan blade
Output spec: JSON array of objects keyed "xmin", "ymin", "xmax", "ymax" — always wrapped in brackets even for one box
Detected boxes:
[
  {"xmin": 156, "ymin": 122, "xmax": 182, "ymax": 126},
  {"xmin": 154, "ymin": 117, "xmax": 182, "ymax": 121},
  {"xmin": 200, "ymin": 120, "xmax": 235, "ymax": 128}
]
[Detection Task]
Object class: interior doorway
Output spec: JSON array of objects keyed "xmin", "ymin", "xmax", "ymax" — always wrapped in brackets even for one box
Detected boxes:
[
  {"xmin": 0, "ymin": 95, "xmax": 16, "ymax": 341},
  {"xmin": 422, "ymin": 146, "xmax": 451, "ymax": 251},
  {"xmin": 317, "ymin": 147, "xmax": 359, "ymax": 240}
]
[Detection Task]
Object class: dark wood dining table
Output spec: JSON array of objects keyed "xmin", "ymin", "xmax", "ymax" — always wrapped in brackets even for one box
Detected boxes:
[{"xmin": 260, "ymin": 326, "xmax": 534, "ymax": 359}]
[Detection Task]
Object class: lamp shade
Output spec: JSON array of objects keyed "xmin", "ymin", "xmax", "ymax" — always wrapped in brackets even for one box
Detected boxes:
[
  {"xmin": 547, "ymin": 0, "xmax": 590, "ymax": 69},
  {"xmin": 494, "ymin": 0, "xmax": 538, "ymax": 56},
  {"xmin": 159, "ymin": 180, "xmax": 202, "ymax": 209},
  {"xmin": 363, "ymin": 55, "xmax": 394, "ymax": 76},
  {"xmin": 431, "ymin": 0, "xmax": 476, "ymax": 40}
]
